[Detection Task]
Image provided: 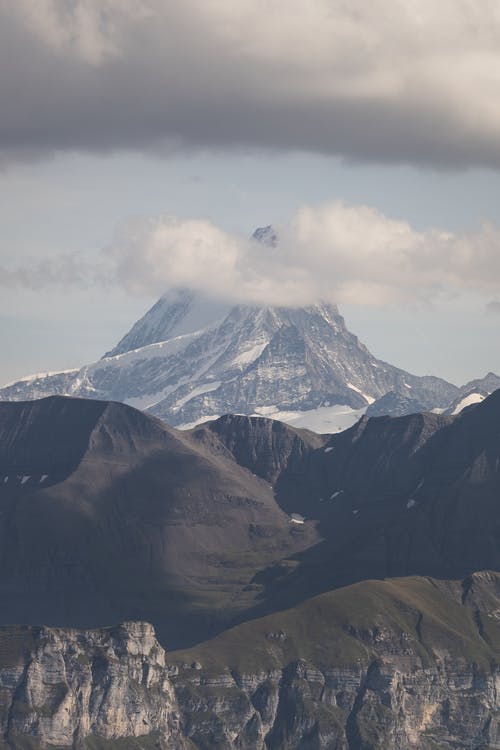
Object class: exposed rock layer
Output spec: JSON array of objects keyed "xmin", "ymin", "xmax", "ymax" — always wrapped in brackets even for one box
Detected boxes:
[{"xmin": 2, "ymin": 572, "xmax": 500, "ymax": 750}]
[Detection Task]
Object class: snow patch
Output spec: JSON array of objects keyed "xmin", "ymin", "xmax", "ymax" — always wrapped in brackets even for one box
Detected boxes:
[
  {"xmin": 174, "ymin": 382, "xmax": 222, "ymax": 410},
  {"xmin": 231, "ymin": 342, "xmax": 268, "ymax": 368},
  {"xmin": 324, "ymin": 446, "xmax": 334, "ymax": 453},
  {"xmin": 451, "ymin": 392, "xmax": 485, "ymax": 415},
  {"xmin": 1, "ymin": 369, "xmax": 78, "ymax": 389},
  {"xmin": 346, "ymin": 382, "xmax": 375, "ymax": 404},
  {"xmin": 180, "ymin": 415, "xmax": 222, "ymax": 430},
  {"xmin": 245, "ymin": 404, "xmax": 366, "ymax": 435},
  {"xmin": 100, "ymin": 329, "xmax": 204, "ymax": 367},
  {"xmin": 290, "ymin": 513, "xmax": 305, "ymax": 524},
  {"xmin": 406, "ymin": 499, "xmax": 417, "ymax": 509}
]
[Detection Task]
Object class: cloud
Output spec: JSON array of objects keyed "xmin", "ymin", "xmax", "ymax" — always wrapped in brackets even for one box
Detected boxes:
[
  {"xmin": 4, "ymin": 201, "xmax": 500, "ymax": 305},
  {"xmin": 0, "ymin": 253, "xmax": 106, "ymax": 290},
  {"xmin": 486, "ymin": 300, "xmax": 500, "ymax": 315},
  {"xmin": 2, "ymin": 1, "xmax": 500, "ymax": 167},
  {"xmin": 106, "ymin": 202, "xmax": 500, "ymax": 307}
]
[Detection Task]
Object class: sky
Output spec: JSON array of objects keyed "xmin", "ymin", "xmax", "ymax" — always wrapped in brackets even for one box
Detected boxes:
[{"xmin": 1, "ymin": 0, "xmax": 500, "ymax": 387}]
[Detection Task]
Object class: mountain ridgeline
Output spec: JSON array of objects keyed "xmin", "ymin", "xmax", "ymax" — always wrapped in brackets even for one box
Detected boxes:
[
  {"xmin": 2, "ymin": 392, "xmax": 500, "ymax": 748},
  {"xmin": 0, "ymin": 292, "xmax": 477, "ymax": 428},
  {"xmin": 1, "ymin": 392, "xmax": 500, "ymax": 642}
]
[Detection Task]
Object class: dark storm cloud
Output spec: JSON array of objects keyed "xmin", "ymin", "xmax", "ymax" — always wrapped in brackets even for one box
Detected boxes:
[{"xmin": 1, "ymin": 1, "xmax": 500, "ymax": 168}]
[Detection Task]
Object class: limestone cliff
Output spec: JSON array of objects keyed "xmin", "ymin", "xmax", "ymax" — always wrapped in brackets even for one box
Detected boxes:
[{"xmin": 3, "ymin": 572, "xmax": 500, "ymax": 750}]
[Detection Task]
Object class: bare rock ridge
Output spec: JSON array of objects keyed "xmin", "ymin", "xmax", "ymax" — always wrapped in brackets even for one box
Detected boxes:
[{"xmin": 3, "ymin": 572, "xmax": 500, "ymax": 749}]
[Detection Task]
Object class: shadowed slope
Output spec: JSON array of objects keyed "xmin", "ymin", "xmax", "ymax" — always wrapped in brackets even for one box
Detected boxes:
[
  {"xmin": 0, "ymin": 397, "xmax": 318, "ymax": 648},
  {"xmin": 2, "ymin": 391, "xmax": 500, "ymax": 650}
]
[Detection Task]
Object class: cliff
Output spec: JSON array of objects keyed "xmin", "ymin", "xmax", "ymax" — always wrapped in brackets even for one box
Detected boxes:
[{"xmin": 2, "ymin": 572, "xmax": 500, "ymax": 750}]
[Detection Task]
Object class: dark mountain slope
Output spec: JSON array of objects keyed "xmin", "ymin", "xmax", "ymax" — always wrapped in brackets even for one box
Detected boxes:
[
  {"xmin": 0, "ymin": 396, "xmax": 108, "ymax": 478},
  {"xmin": 2, "ymin": 391, "xmax": 500, "ymax": 652},
  {"xmin": 0, "ymin": 397, "xmax": 318, "ymax": 648},
  {"xmin": 202, "ymin": 392, "xmax": 500, "ymax": 619},
  {"xmin": 192, "ymin": 413, "xmax": 324, "ymax": 483}
]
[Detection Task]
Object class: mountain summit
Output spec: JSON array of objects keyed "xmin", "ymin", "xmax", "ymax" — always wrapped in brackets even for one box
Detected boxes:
[
  {"xmin": 0, "ymin": 226, "xmax": 497, "ymax": 430},
  {"xmin": 0, "ymin": 295, "xmax": 459, "ymax": 429},
  {"xmin": 104, "ymin": 289, "xmax": 231, "ymax": 358}
]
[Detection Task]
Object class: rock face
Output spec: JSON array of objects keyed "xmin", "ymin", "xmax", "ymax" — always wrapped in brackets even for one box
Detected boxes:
[
  {"xmin": 104, "ymin": 288, "xmax": 232, "ymax": 358},
  {"xmin": 2, "ymin": 572, "xmax": 500, "ymax": 750},
  {"xmin": 0, "ymin": 622, "xmax": 183, "ymax": 749}
]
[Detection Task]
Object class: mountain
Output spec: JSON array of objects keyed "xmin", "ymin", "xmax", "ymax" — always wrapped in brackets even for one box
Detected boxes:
[
  {"xmin": 1, "ymin": 226, "xmax": 498, "ymax": 428},
  {"xmin": 104, "ymin": 288, "xmax": 232, "ymax": 358},
  {"xmin": 0, "ymin": 295, "xmax": 460, "ymax": 431},
  {"xmin": 462, "ymin": 370, "xmax": 500, "ymax": 394},
  {"xmin": 367, "ymin": 371, "xmax": 500, "ymax": 418},
  {"xmin": 3, "ymin": 390, "xmax": 500, "ymax": 649},
  {"xmin": 3, "ymin": 392, "xmax": 500, "ymax": 747},
  {"xmin": 0, "ymin": 396, "xmax": 321, "ymax": 648},
  {"xmin": 207, "ymin": 390, "xmax": 500, "ymax": 617}
]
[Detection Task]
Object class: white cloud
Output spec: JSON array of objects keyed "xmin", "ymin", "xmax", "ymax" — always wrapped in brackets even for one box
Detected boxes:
[
  {"xmin": 2, "ymin": 1, "xmax": 500, "ymax": 166},
  {"xmin": 486, "ymin": 300, "xmax": 500, "ymax": 316},
  {"xmin": 107, "ymin": 202, "xmax": 500, "ymax": 307},
  {"xmin": 3, "ymin": 200, "xmax": 500, "ymax": 306}
]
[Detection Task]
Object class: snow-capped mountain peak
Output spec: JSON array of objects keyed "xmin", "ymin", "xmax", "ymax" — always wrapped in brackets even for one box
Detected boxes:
[
  {"xmin": 1, "ymin": 227, "xmax": 497, "ymax": 432},
  {"xmin": 0, "ymin": 295, "xmax": 462, "ymax": 431},
  {"xmin": 104, "ymin": 289, "xmax": 231, "ymax": 358}
]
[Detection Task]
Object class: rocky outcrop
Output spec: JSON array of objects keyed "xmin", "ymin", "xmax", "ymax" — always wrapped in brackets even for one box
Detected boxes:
[
  {"xmin": 0, "ymin": 622, "xmax": 184, "ymax": 749},
  {"xmin": 3, "ymin": 573, "xmax": 500, "ymax": 750}
]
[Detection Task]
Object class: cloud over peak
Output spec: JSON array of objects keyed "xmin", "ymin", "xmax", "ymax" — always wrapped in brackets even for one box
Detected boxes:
[
  {"xmin": 2, "ymin": 1, "xmax": 500, "ymax": 167},
  {"xmin": 3, "ymin": 200, "xmax": 500, "ymax": 308},
  {"xmin": 103, "ymin": 202, "xmax": 500, "ymax": 307}
]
